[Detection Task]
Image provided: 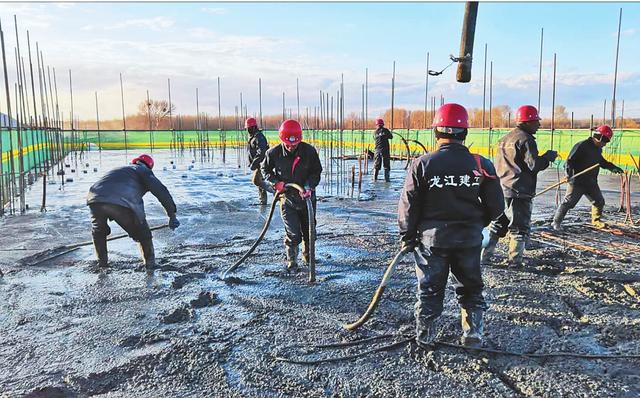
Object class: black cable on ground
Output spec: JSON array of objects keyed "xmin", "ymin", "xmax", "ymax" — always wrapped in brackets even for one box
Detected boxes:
[{"xmin": 275, "ymin": 333, "xmax": 640, "ymax": 365}]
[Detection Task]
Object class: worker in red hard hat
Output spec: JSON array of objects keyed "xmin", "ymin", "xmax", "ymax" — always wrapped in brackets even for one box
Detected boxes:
[
  {"xmin": 86, "ymin": 154, "xmax": 179, "ymax": 269},
  {"xmin": 245, "ymin": 117, "xmax": 270, "ymax": 205},
  {"xmin": 373, "ymin": 118, "xmax": 393, "ymax": 182},
  {"xmin": 552, "ymin": 125, "xmax": 623, "ymax": 230},
  {"xmin": 398, "ymin": 103, "xmax": 505, "ymax": 348},
  {"xmin": 484, "ymin": 105, "xmax": 558, "ymax": 268},
  {"xmin": 261, "ymin": 120, "xmax": 323, "ymax": 271}
]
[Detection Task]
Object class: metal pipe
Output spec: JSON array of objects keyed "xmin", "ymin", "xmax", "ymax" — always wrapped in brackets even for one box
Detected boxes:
[{"xmin": 611, "ymin": 8, "xmax": 622, "ymax": 128}]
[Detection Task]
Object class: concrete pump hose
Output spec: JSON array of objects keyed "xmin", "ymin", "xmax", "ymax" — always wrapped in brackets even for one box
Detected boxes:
[
  {"xmin": 344, "ymin": 247, "xmax": 413, "ymax": 332},
  {"xmin": 221, "ymin": 193, "xmax": 282, "ymax": 279},
  {"xmin": 391, "ymin": 131, "xmax": 412, "ymax": 170}
]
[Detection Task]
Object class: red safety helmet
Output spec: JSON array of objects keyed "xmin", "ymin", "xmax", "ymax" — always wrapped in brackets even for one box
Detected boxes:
[
  {"xmin": 245, "ymin": 117, "xmax": 257, "ymax": 129},
  {"xmin": 515, "ymin": 105, "xmax": 541, "ymax": 123},
  {"xmin": 279, "ymin": 119, "xmax": 302, "ymax": 145},
  {"xmin": 132, "ymin": 154, "xmax": 154, "ymax": 169},
  {"xmin": 594, "ymin": 125, "xmax": 613, "ymax": 140},
  {"xmin": 375, "ymin": 118, "xmax": 384, "ymax": 126},
  {"xmin": 432, "ymin": 103, "xmax": 469, "ymax": 128}
]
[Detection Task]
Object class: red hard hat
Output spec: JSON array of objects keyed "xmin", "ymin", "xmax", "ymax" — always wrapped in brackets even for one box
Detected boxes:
[
  {"xmin": 132, "ymin": 154, "xmax": 154, "ymax": 169},
  {"xmin": 432, "ymin": 103, "xmax": 469, "ymax": 128},
  {"xmin": 375, "ymin": 118, "xmax": 384, "ymax": 126},
  {"xmin": 279, "ymin": 119, "xmax": 302, "ymax": 145},
  {"xmin": 245, "ymin": 117, "xmax": 257, "ymax": 129},
  {"xmin": 515, "ymin": 105, "xmax": 541, "ymax": 123},
  {"xmin": 595, "ymin": 125, "xmax": 613, "ymax": 139}
]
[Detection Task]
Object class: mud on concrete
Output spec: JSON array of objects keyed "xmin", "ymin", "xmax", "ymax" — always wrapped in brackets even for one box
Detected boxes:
[{"xmin": 1, "ymin": 151, "xmax": 639, "ymax": 397}]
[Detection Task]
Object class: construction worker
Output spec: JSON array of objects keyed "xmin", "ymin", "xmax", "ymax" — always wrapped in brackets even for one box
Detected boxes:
[
  {"xmin": 246, "ymin": 117, "xmax": 270, "ymax": 205},
  {"xmin": 86, "ymin": 154, "xmax": 180, "ymax": 269},
  {"xmin": 483, "ymin": 105, "xmax": 557, "ymax": 268},
  {"xmin": 261, "ymin": 119, "xmax": 323, "ymax": 272},
  {"xmin": 373, "ymin": 118, "xmax": 393, "ymax": 182},
  {"xmin": 398, "ymin": 103, "xmax": 505, "ymax": 348},
  {"xmin": 552, "ymin": 125, "xmax": 623, "ymax": 230}
]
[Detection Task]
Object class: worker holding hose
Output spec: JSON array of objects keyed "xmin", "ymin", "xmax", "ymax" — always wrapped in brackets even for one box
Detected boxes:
[
  {"xmin": 552, "ymin": 125, "xmax": 623, "ymax": 230},
  {"xmin": 86, "ymin": 154, "xmax": 180, "ymax": 269},
  {"xmin": 246, "ymin": 117, "xmax": 270, "ymax": 205},
  {"xmin": 483, "ymin": 105, "xmax": 557, "ymax": 268},
  {"xmin": 373, "ymin": 118, "xmax": 393, "ymax": 182},
  {"xmin": 398, "ymin": 103, "xmax": 505, "ymax": 348},
  {"xmin": 261, "ymin": 119, "xmax": 323, "ymax": 272}
]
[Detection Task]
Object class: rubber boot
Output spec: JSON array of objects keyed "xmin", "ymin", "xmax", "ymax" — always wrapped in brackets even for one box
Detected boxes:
[
  {"xmin": 384, "ymin": 169, "xmax": 390, "ymax": 182},
  {"xmin": 460, "ymin": 308, "xmax": 484, "ymax": 348},
  {"xmin": 93, "ymin": 236, "xmax": 108, "ymax": 267},
  {"xmin": 552, "ymin": 203, "xmax": 570, "ymax": 231},
  {"xmin": 507, "ymin": 237, "xmax": 525, "ymax": 268},
  {"xmin": 480, "ymin": 233, "xmax": 499, "ymax": 266},
  {"xmin": 373, "ymin": 169, "xmax": 379, "ymax": 182},
  {"xmin": 415, "ymin": 315, "xmax": 440, "ymax": 348},
  {"xmin": 138, "ymin": 239, "xmax": 156, "ymax": 269},
  {"xmin": 591, "ymin": 206, "xmax": 607, "ymax": 229},
  {"xmin": 258, "ymin": 188, "xmax": 267, "ymax": 205},
  {"xmin": 286, "ymin": 245, "xmax": 299, "ymax": 272}
]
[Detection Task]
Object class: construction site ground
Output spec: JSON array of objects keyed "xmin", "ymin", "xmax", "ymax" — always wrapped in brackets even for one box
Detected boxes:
[{"xmin": 1, "ymin": 150, "xmax": 639, "ymax": 397}]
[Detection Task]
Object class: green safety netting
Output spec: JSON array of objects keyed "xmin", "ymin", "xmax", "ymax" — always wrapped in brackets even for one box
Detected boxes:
[{"xmin": 3, "ymin": 128, "xmax": 640, "ymax": 174}]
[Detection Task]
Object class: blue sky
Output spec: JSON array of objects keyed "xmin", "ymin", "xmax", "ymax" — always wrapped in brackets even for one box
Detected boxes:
[{"xmin": 0, "ymin": 2, "xmax": 638, "ymax": 122}]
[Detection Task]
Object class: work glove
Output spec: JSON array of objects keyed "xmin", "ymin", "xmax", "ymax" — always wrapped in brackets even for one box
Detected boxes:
[
  {"xmin": 612, "ymin": 166, "xmax": 624, "ymax": 174},
  {"xmin": 543, "ymin": 150, "xmax": 558, "ymax": 162},
  {"xmin": 300, "ymin": 189, "xmax": 313, "ymax": 200},
  {"xmin": 489, "ymin": 213, "xmax": 510, "ymax": 238},
  {"xmin": 400, "ymin": 237, "xmax": 419, "ymax": 254},
  {"xmin": 274, "ymin": 181, "xmax": 286, "ymax": 194},
  {"xmin": 168, "ymin": 216, "xmax": 180, "ymax": 230}
]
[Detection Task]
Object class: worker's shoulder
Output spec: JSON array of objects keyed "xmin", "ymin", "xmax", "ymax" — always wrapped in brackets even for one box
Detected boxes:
[
  {"xmin": 299, "ymin": 141, "xmax": 319, "ymax": 153},
  {"xmin": 265, "ymin": 144, "xmax": 282, "ymax": 156}
]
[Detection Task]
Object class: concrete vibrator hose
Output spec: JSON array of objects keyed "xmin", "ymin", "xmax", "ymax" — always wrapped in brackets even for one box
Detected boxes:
[
  {"xmin": 222, "ymin": 183, "xmax": 317, "ymax": 283},
  {"xmin": 344, "ymin": 246, "xmax": 415, "ymax": 331},
  {"xmin": 390, "ymin": 131, "xmax": 413, "ymax": 170}
]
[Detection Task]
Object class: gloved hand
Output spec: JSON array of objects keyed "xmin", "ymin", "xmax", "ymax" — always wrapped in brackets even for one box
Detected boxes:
[
  {"xmin": 400, "ymin": 238, "xmax": 418, "ymax": 254},
  {"xmin": 543, "ymin": 150, "xmax": 558, "ymax": 162},
  {"xmin": 300, "ymin": 189, "xmax": 312, "ymax": 199},
  {"xmin": 612, "ymin": 166, "xmax": 624, "ymax": 174},
  {"xmin": 168, "ymin": 216, "xmax": 180, "ymax": 230},
  {"xmin": 274, "ymin": 181, "xmax": 286, "ymax": 194},
  {"xmin": 489, "ymin": 213, "xmax": 509, "ymax": 238}
]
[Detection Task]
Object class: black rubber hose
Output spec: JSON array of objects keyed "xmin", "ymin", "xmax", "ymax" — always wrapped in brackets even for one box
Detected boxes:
[
  {"xmin": 391, "ymin": 131, "xmax": 412, "ymax": 170},
  {"xmin": 343, "ymin": 247, "xmax": 413, "ymax": 331},
  {"xmin": 221, "ymin": 193, "xmax": 282, "ymax": 279},
  {"xmin": 221, "ymin": 183, "xmax": 313, "ymax": 281}
]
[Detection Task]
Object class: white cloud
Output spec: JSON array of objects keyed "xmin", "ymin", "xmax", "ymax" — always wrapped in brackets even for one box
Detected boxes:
[{"xmin": 105, "ymin": 17, "xmax": 175, "ymax": 31}]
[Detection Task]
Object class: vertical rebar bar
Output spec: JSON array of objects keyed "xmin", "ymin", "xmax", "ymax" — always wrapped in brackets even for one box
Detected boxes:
[
  {"xmin": 611, "ymin": 8, "xmax": 622, "ymax": 128},
  {"xmin": 551, "ymin": 53, "xmax": 557, "ymax": 149},
  {"xmin": 482, "ymin": 43, "xmax": 487, "ymax": 129},
  {"xmin": 119, "ymin": 73, "xmax": 127, "ymax": 153},
  {"xmin": 391, "ymin": 61, "xmax": 395, "ymax": 130},
  {"xmin": 537, "ymin": 28, "xmax": 544, "ymax": 112},
  {"xmin": 424, "ymin": 52, "xmax": 429, "ymax": 130}
]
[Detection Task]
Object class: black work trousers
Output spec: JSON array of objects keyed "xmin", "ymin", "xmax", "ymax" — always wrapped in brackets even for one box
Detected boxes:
[
  {"xmin": 373, "ymin": 149, "xmax": 391, "ymax": 171},
  {"xmin": 560, "ymin": 181, "xmax": 605, "ymax": 210},
  {"xmin": 280, "ymin": 196, "xmax": 316, "ymax": 253},
  {"xmin": 503, "ymin": 197, "xmax": 532, "ymax": 241},
  {"xmin": 414, "ymin": 245, "xmax": 487, "ymax": 322},
  {"xmin": 89, "ymin": 203, "xmax": 152, "ymax": 242}
]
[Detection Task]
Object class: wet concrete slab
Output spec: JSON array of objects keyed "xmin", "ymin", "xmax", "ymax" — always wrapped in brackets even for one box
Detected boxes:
[{"xmin": 1, "ymin": 149, "xmax": 639, "ymax": 397}]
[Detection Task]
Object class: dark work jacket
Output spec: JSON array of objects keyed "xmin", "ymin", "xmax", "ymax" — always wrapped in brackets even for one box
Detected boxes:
[
  {"xmin": 398, "ymin": 143, "xmax": 505, "ymax": 248},
  {"xmin": 261, "ymin": 142, "xmax": 323, "ymax": 208},
  {"xmin": 566, "ymin": 138, "xmax": 617, "ymax": 185},
  {"xmin": 86, "ymin": 164, "xmax": 176, "ymax": 223},
  {"xmin": 374, "ymin": 127, "xmax": 393, "ymax": 154},
  {"xmin": 247, "ymin": 130, "xmax": 269, "ymax": 171},
  {"xmin": 495, "ymin": 127, "xmax": 550, "ymax": 198}
]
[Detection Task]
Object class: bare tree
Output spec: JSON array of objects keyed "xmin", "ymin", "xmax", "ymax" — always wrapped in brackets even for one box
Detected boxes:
[{"xmin": 138, "ymin": 99, "xmax": 176, "ymax": 129}]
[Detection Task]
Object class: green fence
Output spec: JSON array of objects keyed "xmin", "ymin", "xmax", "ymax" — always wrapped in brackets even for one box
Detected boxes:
[{"xmin": 3, "ymin": 128, "xmax": 640, "ymax": 173}]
